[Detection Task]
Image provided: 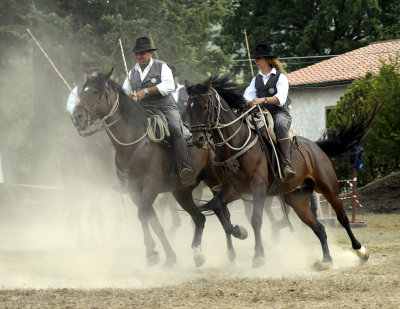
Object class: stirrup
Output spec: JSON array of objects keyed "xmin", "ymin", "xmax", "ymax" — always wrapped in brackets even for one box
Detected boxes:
[{"xmin": 179, "ymin": 166, "xmax": 194, "ymax": 185}]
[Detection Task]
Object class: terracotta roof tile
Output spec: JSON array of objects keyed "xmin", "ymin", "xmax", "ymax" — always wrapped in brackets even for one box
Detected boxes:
[{"xmin": 288, "ymin": 39, "xmax": 400, "ymax": 87}]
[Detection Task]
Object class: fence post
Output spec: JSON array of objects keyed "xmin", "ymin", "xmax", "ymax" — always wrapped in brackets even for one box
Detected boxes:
[{"xmin": 351, "ymin": 168, "xmax": 357, "ymax": 223}]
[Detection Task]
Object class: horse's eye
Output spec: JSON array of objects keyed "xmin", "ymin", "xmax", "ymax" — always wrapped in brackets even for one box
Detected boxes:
[{"xmin": 203, "ymin": 105, "xmax": 208, "ymax": 111}]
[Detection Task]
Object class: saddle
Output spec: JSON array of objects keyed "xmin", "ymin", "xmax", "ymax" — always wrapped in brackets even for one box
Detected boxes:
[
  {"xmin": 145, "ymin": 107, "xmax": 192, "ymax": 146},
  {"xmin": 247, "ymin": 107, "xmax": 298, "ymax": 178},
  {"xmin": 247, "ymin": 107, "xmax": 296, "ymax": 147}
]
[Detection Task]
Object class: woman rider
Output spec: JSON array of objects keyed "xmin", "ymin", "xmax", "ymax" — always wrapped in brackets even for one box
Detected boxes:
[{"xmin": 243, "ymin": 44, "xmax": 295, "ymax": 180}]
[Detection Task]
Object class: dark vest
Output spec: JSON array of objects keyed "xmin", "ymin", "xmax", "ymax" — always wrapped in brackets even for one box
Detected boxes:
[
  {"xmin": 129, "ymin": 59, "xmax": 175, "ymax": 107},
  {"xmin": 255, "ymin": 69, "xmax": 290, "ymax": 113}
]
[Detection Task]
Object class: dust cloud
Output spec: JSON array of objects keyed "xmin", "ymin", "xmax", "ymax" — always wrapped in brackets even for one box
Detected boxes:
[{"xmin": 0, "ymin": 192, "xmax": 362, "ymax": 289}]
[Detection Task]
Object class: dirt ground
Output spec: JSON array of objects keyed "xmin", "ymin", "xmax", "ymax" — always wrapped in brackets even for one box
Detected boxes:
[
  {"xmin": 1, "ymin": 172, "xmax": 400, "ymax": 308},
  {"xmin": 0, "ymin": 204, "xmax": 400, "ymax": 308}
]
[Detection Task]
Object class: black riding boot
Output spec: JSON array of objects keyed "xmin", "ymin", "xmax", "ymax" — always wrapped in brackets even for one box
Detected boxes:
[
  {"xmin": 277, "ymin": 139, "xmax": 296, "ymax": 180},
  {"xmin": 172, "ymin": 137, "xmax": 194, "ymax": 185}
]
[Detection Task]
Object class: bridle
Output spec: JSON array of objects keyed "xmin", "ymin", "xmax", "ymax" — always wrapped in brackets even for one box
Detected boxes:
[
  {"xmin": 73, "ymin": 80, "xmax": 121, "ymax": 137},
  {"xmin": 188, "ymin": 90, "xmax": 216, "ymax": 134},
  {"xmin": 189, "ymin": 87, "xmax": 257, "ymax": 151}
]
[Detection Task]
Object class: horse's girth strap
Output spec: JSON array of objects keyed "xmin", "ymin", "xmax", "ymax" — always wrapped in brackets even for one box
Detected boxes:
[{"xmin": 214, "ymin": 134, "xmax": 259, "ymax": 173}]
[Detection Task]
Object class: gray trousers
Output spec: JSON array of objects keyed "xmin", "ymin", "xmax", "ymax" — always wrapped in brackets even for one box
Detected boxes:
[
  {"xmin": 270, "ymin": 110, "xmax": 292, "ymax": 140},
  {"xmin": 143, "ymin": 102, "xmax": 183, "ymax": 139}
]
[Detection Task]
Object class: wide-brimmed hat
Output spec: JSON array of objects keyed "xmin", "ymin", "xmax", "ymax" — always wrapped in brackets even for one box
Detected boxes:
[
  {"xmin": 251, "ymin": 44, "xmax": 276, "ymax": 58},
  {"xmin": 131, "ymin": 36, "xmax": 157, "ymax": 53},
  {"xmin": 82, "ymin": 61, "xmax": 99, "ymax": 73},
  {"xmin": 170, "ymin": 65, "xmax": 179, "ymax": 77}
]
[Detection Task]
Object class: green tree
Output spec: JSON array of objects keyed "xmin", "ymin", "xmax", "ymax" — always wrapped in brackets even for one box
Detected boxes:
[
  {"xmin": 217, "ymin": 0, "xmax": 395, "ymax": 82},
  {"xmin": 327, "ymin": 54, "xmax": 400, "ymax": 185}
]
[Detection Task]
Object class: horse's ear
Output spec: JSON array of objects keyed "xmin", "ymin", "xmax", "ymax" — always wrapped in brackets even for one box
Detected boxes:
[
  {"xmin": 104, "ymin": 67, "xmax": 114, "ymax": 81},
  {"xmin": 185, "ymin": 80, "xmax": 193, "ymax": 95},
  {"xmin": 185, "ymin": 80, "xmax": 194, "ymax": 88},
  {"xmin": 205, "ymin": 76, "xmax": 212, "ymax": 88}
]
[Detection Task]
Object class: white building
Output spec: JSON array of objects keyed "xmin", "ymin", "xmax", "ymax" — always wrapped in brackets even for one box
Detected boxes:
[{"xmin": 288, "ymin": 39, "xmax": 400, "ymax": 141}]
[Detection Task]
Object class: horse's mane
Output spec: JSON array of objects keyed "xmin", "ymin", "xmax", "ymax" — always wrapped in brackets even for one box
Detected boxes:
[
  {"xmin": 83, "ymin": 75, "xmax": 147, "ymax": 129},
  {"xmin": 210, "ymin": 75, "xmax": 246, "ymax": 110},
  {"xmin": 187, "ymin": 75, "xmax": 246, "ymax": 112}
]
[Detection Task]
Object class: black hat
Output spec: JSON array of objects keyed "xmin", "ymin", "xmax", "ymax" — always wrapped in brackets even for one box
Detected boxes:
[
  {"xmin": 131, "ymin": 36, "xmax": 157, "ymax": 53},
  {"xmin": 170, "ymin": 65, "xmax": 179, "ymax": 77},
  {"xmin": 82, "ymin": 61, "xmax": 99, "ymax": 73},
  {"xmin": 251, "ymin": 44, "xmax": 276, "ymax": 58}
]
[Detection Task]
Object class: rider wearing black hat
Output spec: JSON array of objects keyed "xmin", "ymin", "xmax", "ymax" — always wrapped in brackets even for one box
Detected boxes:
[
  {"xmin": 243, "ymin": 44, "xmax": 295, "ymax": 180},
  {"xmin": 122, "ymin": 37, "xmax": 193, "ymax": 184}
]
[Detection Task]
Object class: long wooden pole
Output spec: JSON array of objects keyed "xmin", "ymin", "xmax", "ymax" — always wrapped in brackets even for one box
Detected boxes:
[
  {"xmin": 119, "ymin": 38, "xmax": 132, "ymax": 91},
  {"xmin": 26, "ymin": 28, "xmax": 78, "ymax": 100},
  {"xmin": 243, "ymin": 29, "xmax": 254, "ymax": 77},
  {"xmin": 149, "ymin": 33, "xmax": 159, "ymax": 60},
  {"xmin": 119, "ymin": 38, "xmax": 137, "ymax": 102}
]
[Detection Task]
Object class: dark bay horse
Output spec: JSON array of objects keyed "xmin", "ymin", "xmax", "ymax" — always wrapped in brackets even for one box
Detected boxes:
[
  {"xmin": 70, "ymin": 70, "xmax": 249, "ymax": 267},
  {"xmin": 187, "ymin": 76, "xmax": 371, "ymax": 267}
]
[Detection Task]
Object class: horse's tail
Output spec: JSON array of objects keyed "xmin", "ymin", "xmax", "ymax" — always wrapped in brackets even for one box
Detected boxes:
[{"xmin": 315, "ymin": 103, "xmax": 381, "ymax": 157}]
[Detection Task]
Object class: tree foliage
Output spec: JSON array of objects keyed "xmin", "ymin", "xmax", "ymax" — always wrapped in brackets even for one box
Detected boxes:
[
  {"xmin": 217, "ymin": 0, "xmax": 399, "ymax": 81},
  {"xmin": 327, "ymin": 54, "xmax": 400, "ymax": 185}
]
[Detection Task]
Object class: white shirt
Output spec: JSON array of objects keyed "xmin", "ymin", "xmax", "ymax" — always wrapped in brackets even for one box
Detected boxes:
[
  {"xmin": 123, "ymin": 59, "xmax": 174, "ymax": 96},
  {"xmin": 66, "ymin": 85, "xmax": 79, "ymax": 114},
  {"xmin": 171, "ymin": 83, "xmax": 184, "ymax": 103},
  {"xmin": 243, "ymin": 67, "xmax": 289, "ymax": 106}
]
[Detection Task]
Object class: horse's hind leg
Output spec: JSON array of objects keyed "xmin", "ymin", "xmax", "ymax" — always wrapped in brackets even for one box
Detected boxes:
[
  {"xmin": 317, "ymin": 181, "xmax": 369, "ymax": 261},
  {"xmin": 173, "ymin": 188, "xmax": 206, "ymax": 267},
  {"xmin": 284, "ymin": 189, "xmax": 333, "ymax": 263}
]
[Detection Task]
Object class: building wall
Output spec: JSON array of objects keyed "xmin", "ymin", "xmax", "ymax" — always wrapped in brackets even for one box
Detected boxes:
[{"xmin": 289, "ymin": 85, "xmax": 348, "ymax": 141}]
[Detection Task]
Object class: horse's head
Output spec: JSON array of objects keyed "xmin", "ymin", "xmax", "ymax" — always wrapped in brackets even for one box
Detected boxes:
[
  {"xmin": 72, "ymin": 69, "xmax": 115, "ymax": 133},
  {"xmin": 186, "ymin": 78, "xmax": 218, "ymax": 148}
]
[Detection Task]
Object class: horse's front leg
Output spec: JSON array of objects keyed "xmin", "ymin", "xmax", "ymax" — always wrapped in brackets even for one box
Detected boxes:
[
  {"xmin": 173, "ymin": 188, "xmax": 206, "ymax": 267},
  {"xmin": 146, "ymin": 204, "xmax": 177, "ymax": 267},
  {"xmin": 251, "ymin": 182, "xmax": 267, "ymax": 267},
  {"xmin": 222, "ymin": 202, "xmax": 237, "ymax": 264},
  {"xmin": 200, "ymin": 191, "xmax": 248, "ymax": 240},
  {"xmin": 132, "ymin": 191, "xmax": 176, "ymax": 267}
]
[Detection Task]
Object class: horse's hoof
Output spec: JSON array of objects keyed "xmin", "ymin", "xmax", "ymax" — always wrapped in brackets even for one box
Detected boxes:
[
  {"xmin": 252, "ymin": 256, "xmax": 266, "ymax": 268},
  {"xmin": 193, "ymin": 246, "xmax": 206, "ymax": 267},
  {"xmin": 312, "ymin": 260, "xmax": 332, "ymax": 271},
  {"xmin": 147, "ymin": 251, "xmax": 160, "ymax": 267},
  {"xmin": 232, "ymin": 225, "xmax": 248, "ymax": 240},
  {"xmin": 228, "ymin": 249, "xmax": 236, "ymax": 264},
  {"xmin": 355, "ymin": 246, "xmax": 369, "ymax": 261},
  {"xmin": 164, "ymin": 253, "xmax": 177, "ymax": 268}
]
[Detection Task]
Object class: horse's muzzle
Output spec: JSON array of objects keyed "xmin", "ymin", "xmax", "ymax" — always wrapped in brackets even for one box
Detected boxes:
[
  {"xmin": 71, "ymin": 110, "xmax": 88, "ymax": 131},
  {"xmin": 193, "ymin": 134, "xmax": 206, "ymax": 148}
]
